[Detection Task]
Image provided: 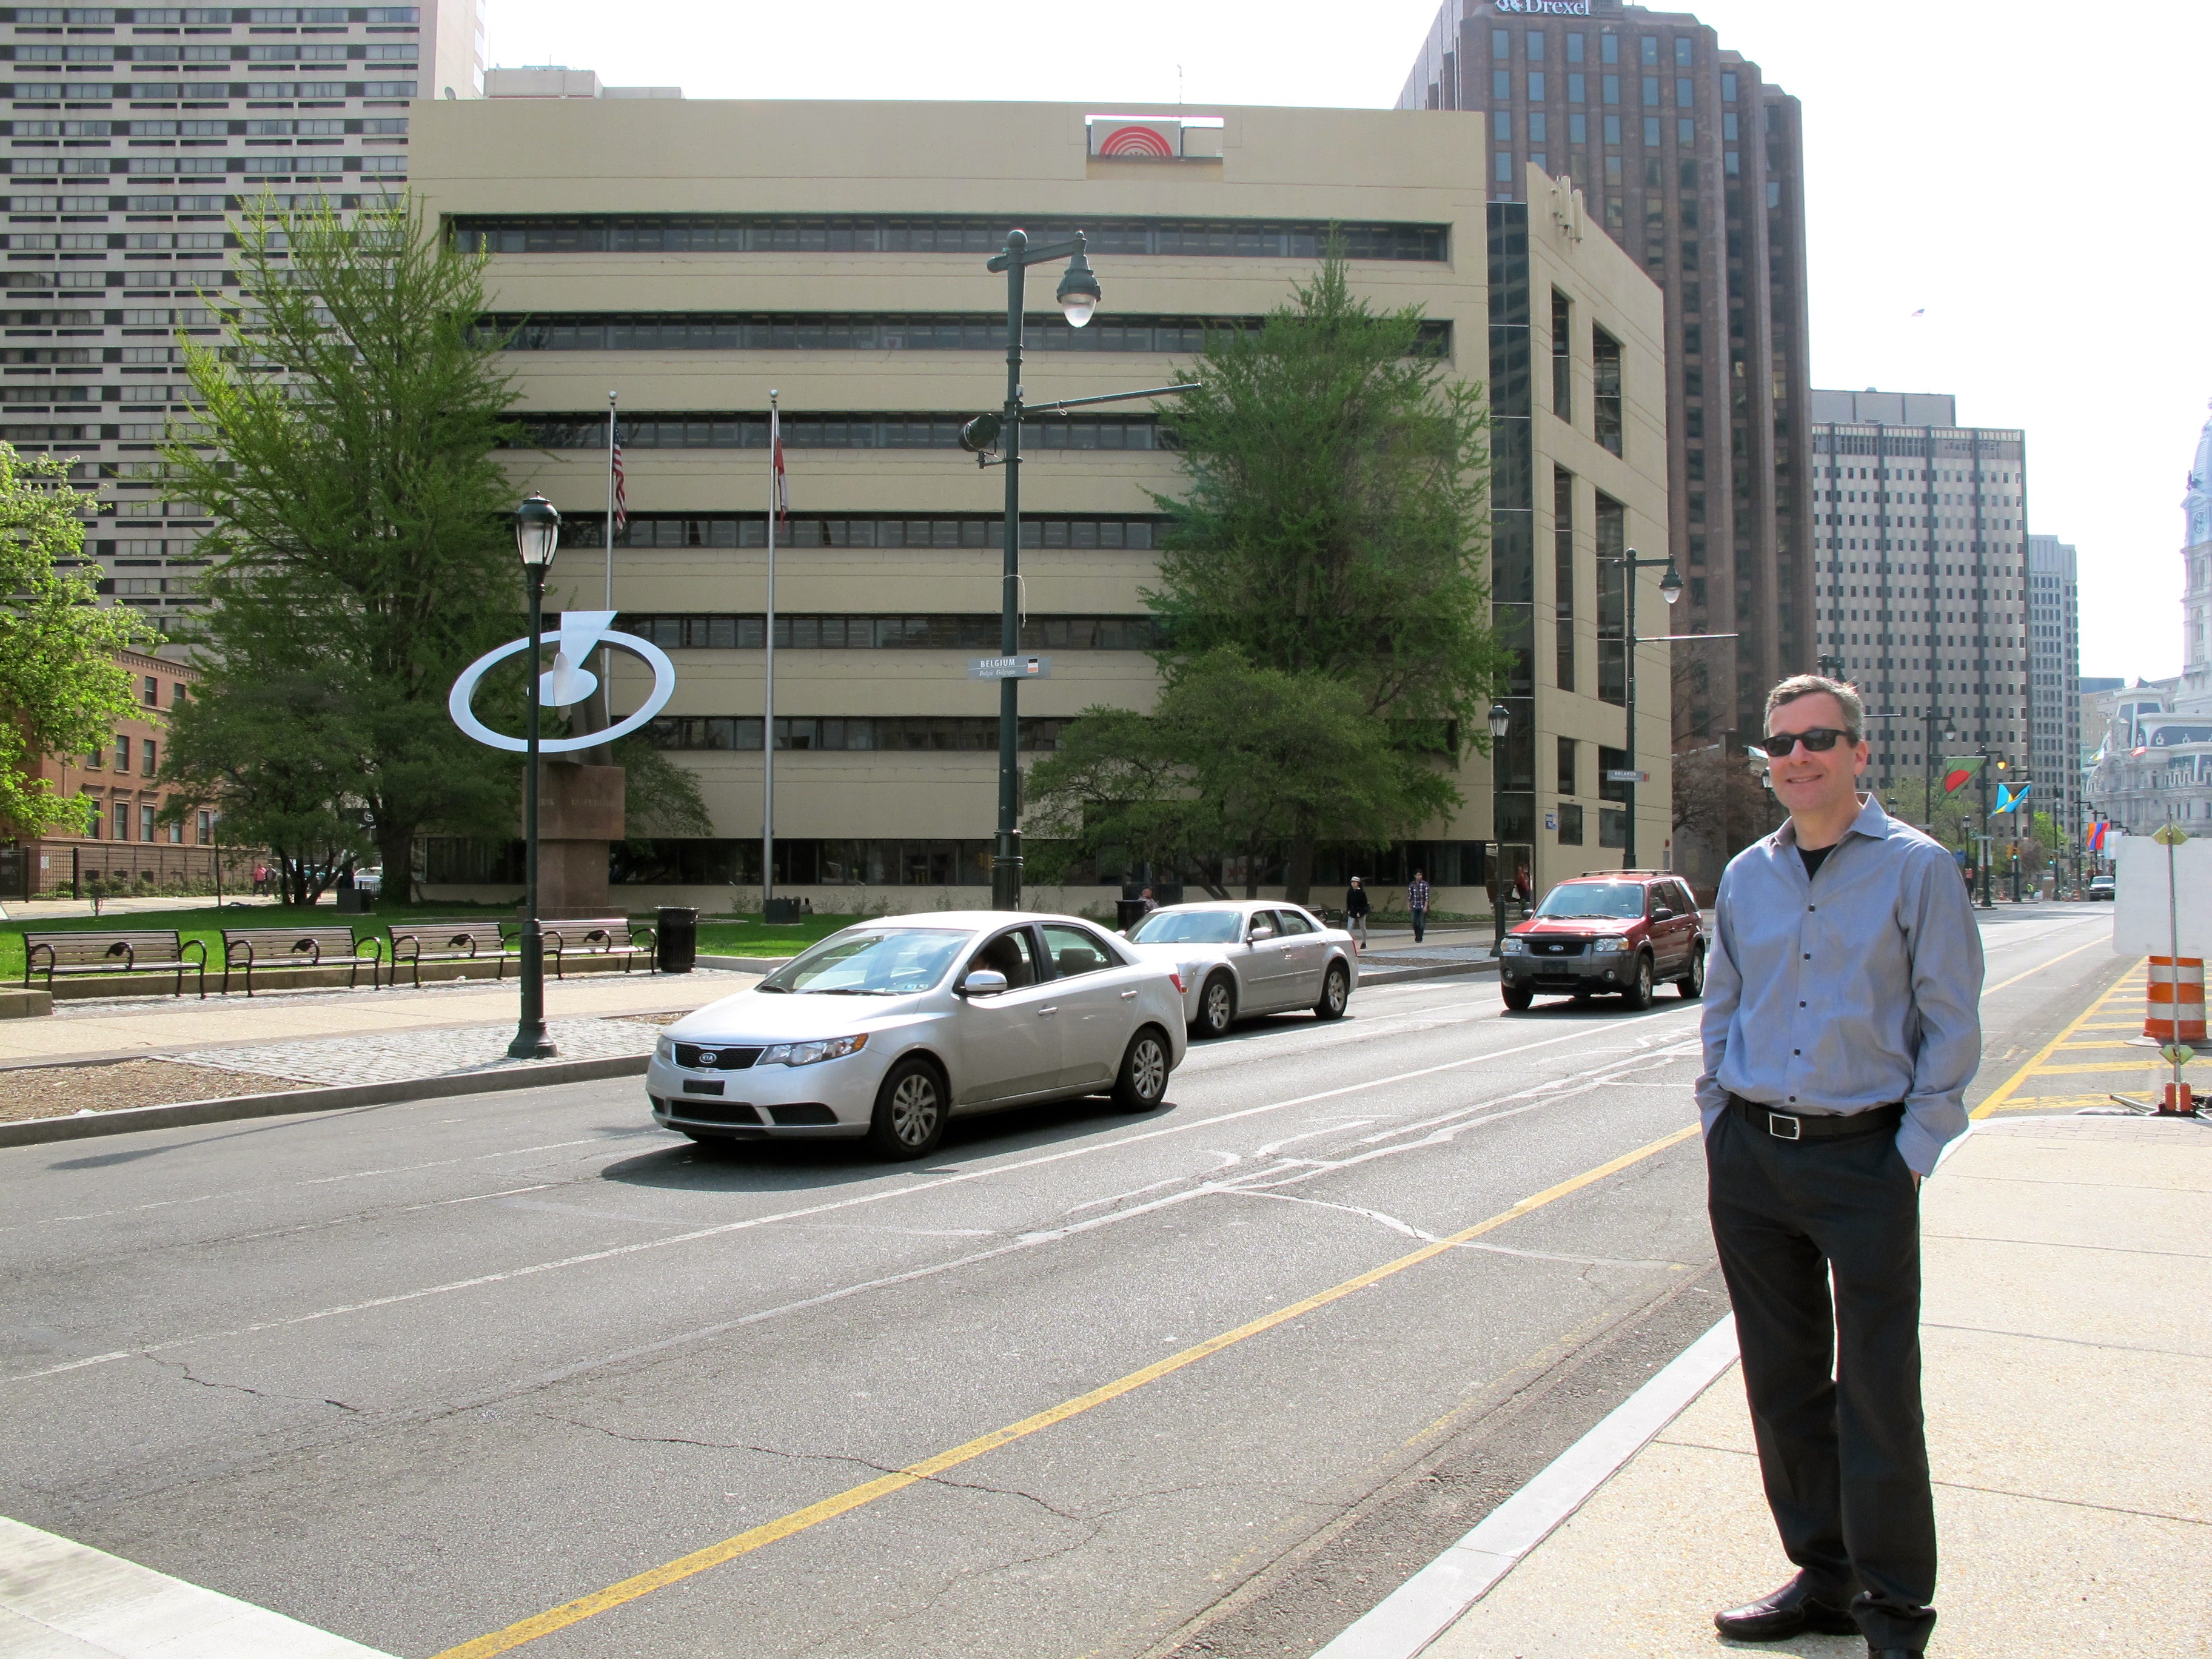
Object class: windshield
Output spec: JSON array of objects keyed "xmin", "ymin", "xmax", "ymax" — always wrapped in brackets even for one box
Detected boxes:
[
  {"xmin": 1535, "ymin": 884, "xmax": 1646, "ymax": 921},
  {"xmin": 1130, "ymin": 909, "xmax": 1245, "ymax": 945},
  {"xmin": 759, "ymin": 928, "xmax": 970, "ymax": 995}
]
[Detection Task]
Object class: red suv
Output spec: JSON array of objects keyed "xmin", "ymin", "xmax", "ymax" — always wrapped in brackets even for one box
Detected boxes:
[{"xmin": 1498, "ymin": 871, "xmax": 1706, "ymax": 1011}]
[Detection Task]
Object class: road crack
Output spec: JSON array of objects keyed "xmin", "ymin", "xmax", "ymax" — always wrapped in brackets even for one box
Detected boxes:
[{"xmin": 147, "ymin": 1354, "xmax": 360, "ymax": 1413}]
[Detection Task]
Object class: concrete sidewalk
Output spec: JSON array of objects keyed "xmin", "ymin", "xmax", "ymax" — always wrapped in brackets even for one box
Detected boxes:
[
  {"xmin": 1419, "ymin": 1115, "xmax": 2212, "ymax": 1658},
  {"xmin": 0, "ymin": 967, "xmax": 756, "ymax": 1067}
]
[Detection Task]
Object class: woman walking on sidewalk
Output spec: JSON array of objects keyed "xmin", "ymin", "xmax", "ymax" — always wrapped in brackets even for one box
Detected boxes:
[{"xmin": 1343, "ymin": 877, "xmax": 1370, "ymax": 947}]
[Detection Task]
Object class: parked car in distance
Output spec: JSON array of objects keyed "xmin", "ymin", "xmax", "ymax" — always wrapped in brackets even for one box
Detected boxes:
[
  {"xmin": 2087, "ymin": 876, "xmax": 2115, "ymax": 901},
  {"xmin": 352, "ymin": 867, "xmax": 383, "ymax": 897},
  {"xmin": 1498, "ymin": 871, "xmax": 1706, "ymax": 1012},
  {"xmin": 1124, "ymin": 900, "xmax": 1358, "ymax": 1037},
  {"xmin": 646, "ymin": 912, "xmax": 1187, "ymax": 1159}
]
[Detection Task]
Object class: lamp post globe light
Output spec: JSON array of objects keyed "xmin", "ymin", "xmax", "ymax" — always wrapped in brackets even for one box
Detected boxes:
[
  {"xmin": 960, "ymin": 230, "xmax": 1198, "ymax": 910},
  {"xmin": 1487, "ymin": 701, "xmax": 1511, "ymax": 957},
  {"xmin": 509, "ymin": 492, "xmax": 560, "ymax": 1061}
]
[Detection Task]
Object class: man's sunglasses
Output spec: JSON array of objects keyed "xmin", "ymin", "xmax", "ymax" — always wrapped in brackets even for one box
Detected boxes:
[{"xmin": 1760, "ymin": 727, "xmax": 1857, "ymax": 757}]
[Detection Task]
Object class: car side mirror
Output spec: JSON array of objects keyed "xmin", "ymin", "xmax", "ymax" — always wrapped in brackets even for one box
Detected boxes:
[
  {"xmin": 1247, "ymin": 925, "xmax": 1275, "ymax": 943},
  {"xmin": 1651, "ymin": 907, "xmax": 1674, "ymax": 922},
  {"xmin": 960, "ymin": 969, "xmax": 1009, "ymax": 997}
]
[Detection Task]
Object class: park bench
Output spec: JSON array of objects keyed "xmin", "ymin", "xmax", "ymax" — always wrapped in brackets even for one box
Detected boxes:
[
  {"xmin": 220, "ymin": 925, "xmax": 384, "ymax": 996},
  {"xmin": 541, "ymin": 915, "xmax": 657, "ymax": 979},
  {"xmin": 386, "ymin": 918, "xmax": 522, "ymax": 988},
  {"xmin": 22, "ymin": 930, "xmax": 207, "ymax": 999}
]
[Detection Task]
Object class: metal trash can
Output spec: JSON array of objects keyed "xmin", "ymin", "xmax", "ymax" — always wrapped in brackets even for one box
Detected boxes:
[
  {"xmin": 1116, "ymin": 898, "xmax": 1150, "ymax": 934},
  {"xmin": 763, "ymin": 896, "xmax": 799, "ymax": 924},
  {"xmin": 655, "ymin": 906, "xmax": 699, "ymax": 974}
]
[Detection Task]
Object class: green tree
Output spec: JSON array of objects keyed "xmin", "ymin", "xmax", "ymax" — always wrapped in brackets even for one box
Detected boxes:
[
  {"xmin": 1033, "ymin": 253, "xmax": 1506, "ymax": 903},
  {"xmin": 0, "ymin": 444, "xmax": 155, "ymax": 837},
  {"xmin": 157, "ymin": 195, "xmax": 527, "ymax": 897},
  {"xmin": 1027, "ymin": 651, "xmax": 1460, "ymax": 899}
]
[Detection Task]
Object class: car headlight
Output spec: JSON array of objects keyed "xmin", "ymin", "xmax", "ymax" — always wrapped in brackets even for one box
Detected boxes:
[
  {"xmin": 759, "ymin": 1033, "xmax": 870, "ymax": 1067},
  {"xmin": 1501, "ymin": 938, "xmax": 1528, "ymax": 954},
  {"xmin": 1592, "ymin": 936, "xmax": 1629, "ymax": 953},
  {"xmin": 655, "ymin": 1036, "xmax": 675, "ymax": 1060}
]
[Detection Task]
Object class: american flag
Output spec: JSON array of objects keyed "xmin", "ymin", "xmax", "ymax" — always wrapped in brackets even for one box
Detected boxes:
[
  {"xmin": 611, "ymin": 430, "xmax": 628, "ymax": 537},
  {"xmin": 770, "ymin": 404, "xmax": 788, "ymax": 520}
]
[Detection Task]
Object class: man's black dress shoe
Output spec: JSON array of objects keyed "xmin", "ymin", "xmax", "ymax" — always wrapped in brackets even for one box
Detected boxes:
[
  {"xmin": 1713, "ymin": 1575, "xmax": 1860, "ymax": 1641},
  {"xmin": 1867, "ymin": 1651, "xmax": 1924, "ymax": 1658}
]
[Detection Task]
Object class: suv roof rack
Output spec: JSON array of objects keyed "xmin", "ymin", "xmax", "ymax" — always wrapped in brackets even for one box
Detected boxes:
[{"xmin": 1575, "ymin": 870, "xmax": 1674, "ymax": 878}]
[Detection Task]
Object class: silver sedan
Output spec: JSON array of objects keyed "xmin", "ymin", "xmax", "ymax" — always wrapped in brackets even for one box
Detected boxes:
[
  {"xmin": 1123, "ymin": 900, "xmax": 1359, "ymax": 1038},
  {"xmin": 646, "ymin": 912, "xmax": 1188, "ymax": 1160}
]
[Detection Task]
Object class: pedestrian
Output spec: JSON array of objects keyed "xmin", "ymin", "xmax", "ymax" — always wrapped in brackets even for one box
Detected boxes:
[
  {"xmin": 1697, "ymin": 673, "xmax": 1983, "ymax": 1659},
  {"xmin": 1513, "ymin": 862, "xmax": 1533, "ymax": 915},
  {"xmin": 1407, "ymin": 870, "xmax": 1430, "ymax": 943},
  {"xmin": 252, "ymin": 863, "xmax": 267, "ymax": 897},
  {"xmin": 1344, "ymin": 876, "xmax": 1370, "ymax": 946},
  {"xmin": 1136, "ymin": 886, "xmax": 1158, "ymax": 918}
]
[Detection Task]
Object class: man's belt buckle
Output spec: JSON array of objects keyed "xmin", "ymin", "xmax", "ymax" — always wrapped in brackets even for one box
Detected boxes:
[{"xmin": 1766, "ymin": 1110, "xmax": 1802, "ymax": 1141}]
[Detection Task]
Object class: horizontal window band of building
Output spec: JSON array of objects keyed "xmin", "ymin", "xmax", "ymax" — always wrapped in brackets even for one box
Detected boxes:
[
  {"xmin": 424, "ymin": 836, "xmax": 1498, "ymax": 891},
  {"xmin": 562, "ymin": 512, "xmax": 1167, "ymax": 551},
  {"xmin": 646, "ymin": 716, "xmax": 1072, "ymax": 753},
  {"xmin": 450, "ymin": 215, "xmax": 1448, "ymax": 263},
  {"xmin": 620, "ymin": 614, "xmax": 1160, "ymax": 652},
  {"xmin": 0, "ymin": 83, "xmax": 420, "ymax": 102},
  {"xmin": 478, "ymin": 313, "xmax": 1451, "ymax": 358},
  {"xmin": 1815, "ymin": 431, "xmax": 2024, "ymax": 459},
  {"xmin": 512, "ymin": 411, "xmax": 1175, "ymax": 452}
]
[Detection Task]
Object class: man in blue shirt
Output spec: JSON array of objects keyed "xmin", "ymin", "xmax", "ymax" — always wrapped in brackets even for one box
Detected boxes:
[{"xmin": 1697, "ymin": 674, "xmax": 1983, "ymax": 1658}]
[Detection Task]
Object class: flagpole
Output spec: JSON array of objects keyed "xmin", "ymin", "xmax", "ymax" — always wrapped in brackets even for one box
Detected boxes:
[
  {"xmin": 602, "ymin": 390, "xmax": 617, "ymax": 749},
  {"xmin": 763, "ymin": 390, "xmax": 778, "ymax": 917}
]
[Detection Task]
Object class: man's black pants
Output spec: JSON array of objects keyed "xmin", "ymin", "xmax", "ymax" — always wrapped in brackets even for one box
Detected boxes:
[{"xmin": 1707, "ymin": 1106, "xmax": 1937, "ymax": 1652}]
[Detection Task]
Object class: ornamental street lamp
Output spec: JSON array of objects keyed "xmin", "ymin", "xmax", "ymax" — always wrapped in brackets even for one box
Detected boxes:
[
  {"xmin": 1603, "ymin": 548, "xmax": 1701, "ymax": 871},
  {"xmin": 961, "ymin": 229, "xmax": 1196, "ymax": 910},
  {"xmin": 508, "ymin": 492, "xmax": 560, "ymax": 1061},
  {"xmin": 1488, "ymin": 700, "xmax": 1511, "ymax": 957}
]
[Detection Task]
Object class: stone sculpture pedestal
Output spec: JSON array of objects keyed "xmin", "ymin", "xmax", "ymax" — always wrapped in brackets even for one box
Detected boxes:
[{"xmin": 528, "ymin": 762, "xmax": 625, "ymax": 919}]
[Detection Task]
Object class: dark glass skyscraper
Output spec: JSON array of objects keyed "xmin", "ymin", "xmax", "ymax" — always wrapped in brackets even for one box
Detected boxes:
[{"xmin": 1400, "ymin": 0, "xmax": 1812, "ymax": 747}]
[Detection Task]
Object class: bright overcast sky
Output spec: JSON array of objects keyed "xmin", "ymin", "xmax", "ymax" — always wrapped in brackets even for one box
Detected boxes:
[{"xmin": 485, "ymin": 0, "xmax": 2212, "ymax": 685}]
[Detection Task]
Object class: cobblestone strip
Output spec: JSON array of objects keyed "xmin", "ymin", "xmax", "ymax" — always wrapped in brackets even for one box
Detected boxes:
[{"xmin": 156, "ymin": 1017, "xmax": 666, "ymax": 1088}]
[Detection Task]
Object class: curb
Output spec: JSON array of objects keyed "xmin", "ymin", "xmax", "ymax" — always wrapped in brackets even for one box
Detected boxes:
[
  {"xmin": 1356, "ymin": 958, "xmax": 1500, "ymax": 987},
  {"xmin": 1312, "ymin": 1313, "xmax": 1740, "ymax": 1659},
  {"xmin": 0, "ymin": 1053, "xmax": 650, "ymax": 1148},
  {"xmin": 697, "ymin": 953, "xmax": 791, "ymax": 973}
]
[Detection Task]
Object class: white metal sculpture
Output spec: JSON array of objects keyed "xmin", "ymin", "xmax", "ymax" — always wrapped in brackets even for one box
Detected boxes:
[{"xmin": 447, "ymin": 609, "xmax": 677, "ymax": 755}]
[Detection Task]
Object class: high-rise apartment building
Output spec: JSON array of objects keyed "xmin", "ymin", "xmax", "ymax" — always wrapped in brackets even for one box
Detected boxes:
[
  {"xmin": 0, "ymin": 1, "xmax": 483, "ymax": 635},
  {"xmin": 2026, "ymin": 534, "xmax": 2080, "ymax": 841},
  {"xmin": 1398, "ymin": 0, "xmax": 1812, "ymax": 745},
  {"xmin": 1808, "ymin": 388, "xmax": 2032, "ymax": 800}
]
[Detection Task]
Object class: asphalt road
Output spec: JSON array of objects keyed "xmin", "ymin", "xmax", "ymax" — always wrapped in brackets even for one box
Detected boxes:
[{"xmin": 0, "ymin": 904, "xmax": 2122, "ymax": 1659}]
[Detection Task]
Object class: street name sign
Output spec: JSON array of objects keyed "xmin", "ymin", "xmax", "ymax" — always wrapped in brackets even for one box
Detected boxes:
[{"xmin": 1605, "ymin": 769, "xmax": 1651, "ymax": 783}]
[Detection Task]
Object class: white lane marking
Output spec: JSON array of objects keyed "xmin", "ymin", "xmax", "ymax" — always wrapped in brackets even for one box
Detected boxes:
[
  {"xmin": 1312, "ymin": 1316, "xmax": 1740, "ymax": 1659},
  {"xmin": 5, "ymin": 1014, "xmax": 1713, "ymax": 1387},
  {"xmin": 0, "ymin": 1513, "xmax": 398, "ymax": 1658}
]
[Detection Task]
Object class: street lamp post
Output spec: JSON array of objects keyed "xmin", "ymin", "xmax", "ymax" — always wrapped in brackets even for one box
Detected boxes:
[
  {"xmin": 508, "ymin": 493, "xmax": 560, "ymax": 1061},
  {"xmin": 960, "ymin": 229, "xmax": 1195, "ymax": 910},
  {"xmin": 1605, "ymin": 547, "xmax": 1684, "ymax": 870},
  {"xmin": 1488, "ymin": 700, "xmax": 1511, "ymax": 957}
]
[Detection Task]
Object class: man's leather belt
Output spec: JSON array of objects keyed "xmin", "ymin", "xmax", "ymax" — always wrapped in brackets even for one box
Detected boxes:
[{"xmin": 1729, "ymin": 1094, "xmax": 1904, "ymax": 1142}]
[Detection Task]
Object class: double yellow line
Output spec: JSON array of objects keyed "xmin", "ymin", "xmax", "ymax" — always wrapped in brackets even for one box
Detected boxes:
[{"xmin": 432, "ymin": 1122, "xmax": 1701, "ymax": 1658}]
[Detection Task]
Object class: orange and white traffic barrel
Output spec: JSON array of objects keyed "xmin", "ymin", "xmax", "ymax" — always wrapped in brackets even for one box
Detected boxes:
[{"xmin": 2145, "ymin": 957, "xmax": 2207, "ymax": 1042}]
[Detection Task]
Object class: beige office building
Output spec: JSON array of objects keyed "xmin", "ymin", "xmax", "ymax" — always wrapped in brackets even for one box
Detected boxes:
[{"xmin": 409, "ymin": 99, "xmax": 1670, "ymax": 913}]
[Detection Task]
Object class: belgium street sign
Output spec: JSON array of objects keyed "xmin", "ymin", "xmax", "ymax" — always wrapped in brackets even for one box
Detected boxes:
[{"xmin": 969, "ymin": 655, "xmax": 1051, "ymax": 680}]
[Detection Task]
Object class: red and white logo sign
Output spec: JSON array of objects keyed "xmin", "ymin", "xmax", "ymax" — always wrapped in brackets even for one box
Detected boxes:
[{"xmin": 1089, "ymin": 117, "xmax": 1179, "ymax": 159}]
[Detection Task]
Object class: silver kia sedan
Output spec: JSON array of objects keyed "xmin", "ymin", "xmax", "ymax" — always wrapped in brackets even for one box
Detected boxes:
[
  {"xmin": 1123, "ymin": 900, "xmax": 1359, "ymax": 1038},
  {"xmin": 646, "ymin": 912, "xmax": 1188, "ymax": 1159}
]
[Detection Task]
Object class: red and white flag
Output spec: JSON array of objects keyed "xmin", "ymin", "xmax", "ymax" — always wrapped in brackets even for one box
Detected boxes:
[
  {"xmin": 769, "ymin": 404, "xmax": 789, "ymax": 520},
  {"xmin": 611, "ymin": 431, "xmax": 628, "ymax": 537}
]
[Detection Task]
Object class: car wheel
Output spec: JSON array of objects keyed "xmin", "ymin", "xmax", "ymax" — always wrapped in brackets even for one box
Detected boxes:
[
  {"xmin": 1502, "ymin": 986, "xmax": 1535, "ymax": 1011},
  {"xmin": 1196, "ymin": 973, "xmax": 1236, "ymax": 1038},
  {"xmin": 1678, "ymin": 944, "xmax": 1706, "ymax": 1000},
  {"xmin": 866, "ymin": 1056, "xmax": 947, "ymax": 1159},
  {"xmin": 1111, "ymin": 1027, "xmax": 1171, "ymax": 1111},
  {"xmin": 1621, "ymin": 953, "xmax": 1655, "ymax": 1010},
  {"xmin": 1312, "ymin": 962, "xmax": 1350, "ymax": 1021}
]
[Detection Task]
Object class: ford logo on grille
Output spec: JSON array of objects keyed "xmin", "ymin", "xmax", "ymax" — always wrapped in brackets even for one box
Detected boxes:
[{"xmin": 697, "ymin": 1050, "xmax": 719, "ymax": 1064}]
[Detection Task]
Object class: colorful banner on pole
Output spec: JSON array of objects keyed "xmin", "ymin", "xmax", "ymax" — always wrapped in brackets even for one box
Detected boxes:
[
  {"xmin": 1940, "ymin": 755, "xmax": 1985, "ymax": 796},
  {"xmin": 1994, "ymin": 781, "xmax": 2032, "ymax": 814}
]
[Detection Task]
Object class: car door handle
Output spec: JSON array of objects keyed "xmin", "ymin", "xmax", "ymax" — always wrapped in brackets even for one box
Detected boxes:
[
  {"xmin": 1119, "ymin": 989, "xmax": 1138, "ymax": 1000},
  {"xmin": 1037, "ymin": 1005, "xmax": 1058, "ymax": 1018}
]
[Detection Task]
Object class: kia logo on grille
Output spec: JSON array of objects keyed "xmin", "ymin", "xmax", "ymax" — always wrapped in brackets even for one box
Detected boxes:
[{"xmin": 697, "ymin": 1050, "xmax": 718, "ymax": 1064}]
